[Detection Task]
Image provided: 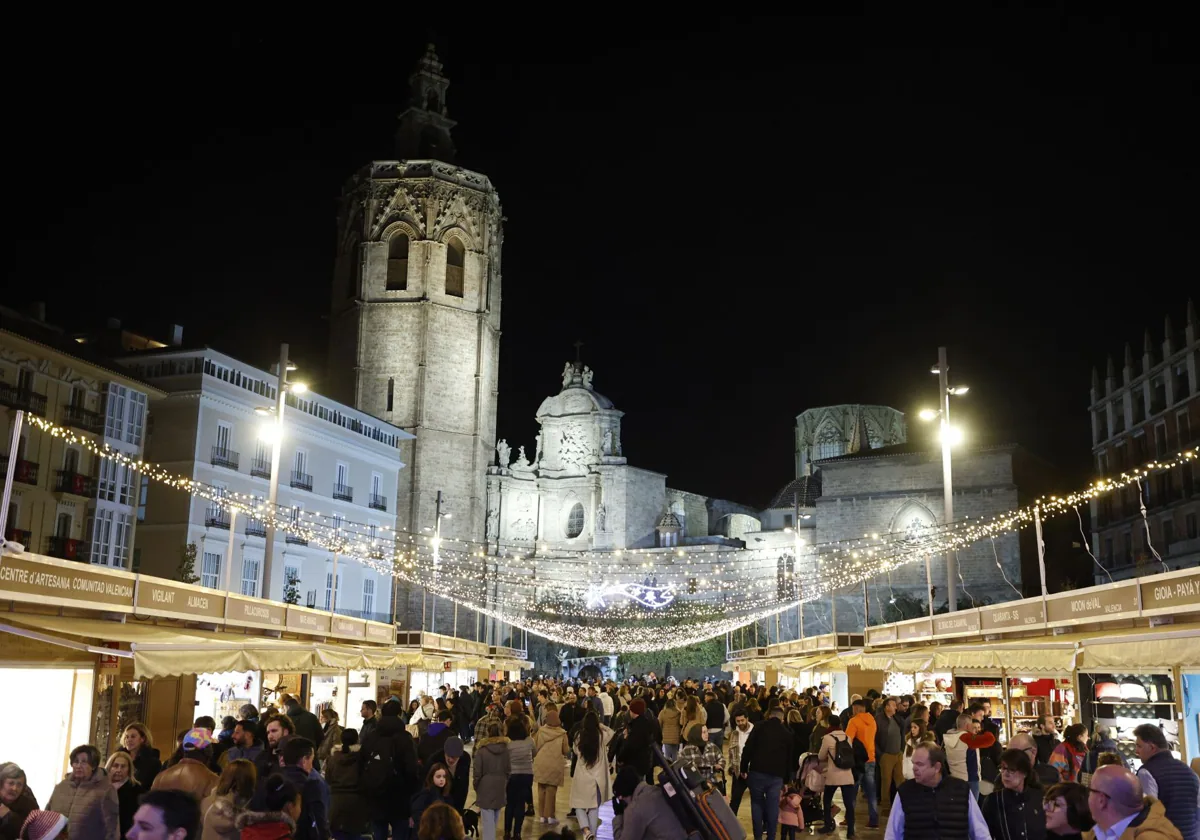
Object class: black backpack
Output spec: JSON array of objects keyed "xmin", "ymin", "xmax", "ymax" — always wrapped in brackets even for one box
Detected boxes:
[
  {"xmin": 831, "ymin": 733, "xmax": 856, "ymax": 770},
  {"xmin": 361, "ymin": 735, "xmax": 398, "ymax": 795}
]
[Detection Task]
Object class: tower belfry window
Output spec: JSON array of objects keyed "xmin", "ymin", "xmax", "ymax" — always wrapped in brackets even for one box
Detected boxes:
[
  {"xmin": 445, "ymin": 238, "xmax": 465, "ymax": 297},
  {"xmin": 386, "ymin": 377, "xmax": 394, "ymax": 412},
  {"xmin": 387, "ymin": 234, "xmax": 409, "ymax": 291}
]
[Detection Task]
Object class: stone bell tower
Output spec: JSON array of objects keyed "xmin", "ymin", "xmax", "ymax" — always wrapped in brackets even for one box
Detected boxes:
[{"xmin": 328, "ymin": 44, "xmax": 502, "ymax": 545}]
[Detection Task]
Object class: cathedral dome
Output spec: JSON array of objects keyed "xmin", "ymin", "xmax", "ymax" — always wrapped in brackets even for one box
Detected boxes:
[
  {"xmin": 768, "ymin": 474, "xmax": 822, "ymax": 509},
  {"xmin": 535, "ymin": 361, "xmax": 619, "ymax": 419},
  {"xmin": 657, "ymin": 511, "xmax": 682, "ymax": 528}
]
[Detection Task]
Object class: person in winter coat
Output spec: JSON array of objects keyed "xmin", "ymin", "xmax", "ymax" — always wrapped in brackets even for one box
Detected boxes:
[
  {"xmin": 475, "ymin": 705, "xmax": 504, "ymax": 745},
  {"xmin": 778, "ymin": 785, "xmax": 804, "ymax": 840},
  {"xmin": 809, "ymin": 707, "xmax": 833, "ymax": 755},
  {"xmin": 46, "ymin": 745, "xmax": 119, "ymax": 840},
  {"xmin": 0, "ymin": 763, "xmax": 39, "ymax": 840},
  {"xmin": 981, "ymin": 749, "xmax": 1046, "ymax": 840},
  {"xmin": 278, "ymin": 698, "xmax": 323, "ymax": 760},
  {"xmin": 358, "ymin": 700, "xmax": 420, "ymax": 840},
  {"xmin": 104, "ymin": 750, "xmax": 142, "ymax": 840},
  {"xmin": 678, "ymin": 727, "xmax": 723, "ymax": 790},
  {"xmin": 569, "ymin": 713, "xmax": 615, "ymax": 840},
  {"xmin": 818, "ymin": 720, "xmax": 857, "ymax": 838},
  {"xmin": 1035, "ymin": 716, "xmax": 1062, "ymax": 766},
  {"xmin": 618, "ymin": 700, "xmax": 657, "ymax": 782},
  {"xmin": 418, "ymin": 712, "xmax": 455, "ymax": 769},
  {"xmin": 316, "ymin": 712, "xmax": 343, "ymax": 766},
  {"xmin": 472, "ymin": 724, "xmax": 510, "ymax": 840},
  {"xmin": 154, "ymin": 729, "xmax": 221, "ymax": 802},
  {"xmin": 610, "ymin": 766, "xmax": 686, "ymax": 840},
  {"xmin": 1049, "ymin": 725, "xmax": 1089, "ymax": 784},
  {"xmin": 943, "ymin": 713, "xmax": 996, "ymax": 801},
  {"xmin": 425, "ymin": 739, "xmax": 470, "ymax": 815},
  {"xmin": 901, "ymin": 720, "xmax": 935, "ymax": 780},
  {"xmin": 505, "ymin": 718, "xmax": 535, "ymax": 840},
  {"xmin": 532, "ymin": 709, "xmax": 569, "ymax": 825},
  {"xmin": 1080, "ymin": 725, "xmax": 1125, "ymax": 787},
  {"xmin": 118, "ymin": 723, "xmax": 164, "ymax": 789},
  {"xmin": 408, "ymin": 765, "xmax": 454, "ymax": 833},
  {"xmin": 236, "ymin": 775, "xmax": 301, "ymax": 840},
  {"xmin": 1083, "ymin": 765, "xmax": 1182, "ymax": 840},
  {"xmin": 657, "ymin": 694, "xmax": 685, "ymax": 761},
  {"xmin": 201, "ymin": 759, "xmax": 257, "ymax": 840},
  {"xmin": 324, "ymin": 730, "xmax": 368, "ymax": 840}
]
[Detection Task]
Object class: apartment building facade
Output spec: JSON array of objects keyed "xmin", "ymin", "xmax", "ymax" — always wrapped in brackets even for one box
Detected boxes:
[
  {"xmin": 121, "ymin": 347, "xmax": 412, "ymax": 622},
  {"xmin": 1, "ymin": 307, "xmax": 164, "ymax": 568},
  {"xmin": 1090, "ymin": 300, "xmax": 1199, "ymax": 582}
]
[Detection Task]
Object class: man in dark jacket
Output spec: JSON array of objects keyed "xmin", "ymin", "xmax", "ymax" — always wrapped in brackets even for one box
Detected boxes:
[
  {"xmin": 1133, "ymin": 723, "xmax": 1199, "ymax": 840},
  {"xmin": 418, "ymin": 710, "xmax": 455, "ymax": 768},
  {"xmin": 457, "ymin": 687, "xmax": 476, "ymax": 743},
  {"xmin": 276, "ymin": 737, "xmax": 330, "ymax": 840},
  {"xmin": 427, "ymin": 737, "xmax": 471, "ymax": 813},
  {"xmin": 932, "ymin": 698, "xmax": 963, "ymax": 746},
  {"xmin": 360, "ymin": 700, "xmax": 420, "ymax": 840},
  {"xmin": 618, "ymin": 699, "xmax": 657, "ymax": 782},
  {"xmin": 282, "ymin": 695, "xmax": 324, "ymax": 765},
  {"xmin": 739, "ymin": 708, "xmax": 793, "ymax": 840}
]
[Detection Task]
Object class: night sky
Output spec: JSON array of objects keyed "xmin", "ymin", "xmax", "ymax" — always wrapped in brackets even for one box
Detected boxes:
[{"xmin": 11, "ymin": 13, "xmax": 1196, "ymax": 509}]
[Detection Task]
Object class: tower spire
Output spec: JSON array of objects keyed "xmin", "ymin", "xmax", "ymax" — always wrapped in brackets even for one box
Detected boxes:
[{"xmin": 395, "ymin": 44, "xmax": 458, "ymax": 163}]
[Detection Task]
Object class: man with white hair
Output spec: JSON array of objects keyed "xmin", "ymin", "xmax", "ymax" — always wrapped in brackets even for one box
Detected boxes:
[
  {"xmin": 1085, "ymin": 764, "xmax": 1182, "ymax": 840},
  {"xmin": 1008, "ymin": 732, "xmax": 1060, "ymax": 788},
  {"xmin": 1131, "ymin": 724, "xmax": 1198, "ymax": 840}
]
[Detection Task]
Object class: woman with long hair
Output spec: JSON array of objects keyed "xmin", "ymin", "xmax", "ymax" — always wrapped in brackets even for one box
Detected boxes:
[
  {"xmin": 808, "ymin": 706, "xmax": 833, "ymax": 755},
  {"xmin": 117, "ymin": 723, "xmax": 162, "ymax": 788},
  {"xmin": 104, "ymin": 751, "xmax": 140, "ymax": 839},
  {"xmin": 567, "ymin": 713, "xmax": 614, "ymax": 840},
  {"xmin": 1048, "ymin": 724, "xmax": 1089, "ymax": 783},
  {"xmin": 981, "ymin": 749, "xmax": 1046, "ymax": 840},
  {"xmin": 680, "ymin": 695, "xmax": 706, "ymax": 745},
  {"xmin": 201, "ymin": 759, "xmax": 257, "ymax": 840},
  {"xmin": 410, "ymin": 764, "xmax": 454, "ymax": 832},
  {"xmin": 1042, "ymin": 782, "xmax": 1094, "ymax": 839},
  {"xmin": 901, "ymin": 720, "xmax": 935, "ymax": 780}
]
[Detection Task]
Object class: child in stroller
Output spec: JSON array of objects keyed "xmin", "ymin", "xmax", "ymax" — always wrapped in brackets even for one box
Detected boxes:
[{"xmin": 796, "ymin": 753, "xmax": 827, "ymax": 833}]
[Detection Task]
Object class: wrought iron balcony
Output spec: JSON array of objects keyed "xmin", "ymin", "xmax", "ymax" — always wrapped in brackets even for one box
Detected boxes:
[
  {"xmin": 62, "ymin": 404, "xmax": 104, "ymax": 433},
  {"xmin": 250, "ymin": 457, "xmax": 272, "ymax": 479},
  {"xmin": 205, "ymin": 507, "xmax": 231, "ymax": 530},
  {"xmin": 333, "ymin": 483, "xmax": 354, "ymax": 502},
  {"xmin": 45, "ymin": 535, "xmax": 88, "ymax": 562},
  {"xmin": 54, "ymin": 470, "xmax": 95, "ymax": 497},
  {"xmin": 0, "ymin": 384, "xmax": 47, "ymax": 414},
  {"xmin": 4, "ymin": 527, "xmax": 31, "ymax": 546},
  {"xmin": 0, "ymin": 456, "xmax": 39, "ymax": 485},
  {"xmin": 290, "ymin": 470, "xmax": 313, "ymax": 491},
  {"xmin": 369, "ymin": 493, "xmax": 387, "ymax": 511},
  {"xmin": 285, "ymin": 533, "xmax": 308, "ymax": 546},
  {"xmin": 245, "ymin": 520, "xmax": 267, "ymax": 538},
  {"xmin": 211, "ymin": 446, "xmax": 240, "ymax": 470}
]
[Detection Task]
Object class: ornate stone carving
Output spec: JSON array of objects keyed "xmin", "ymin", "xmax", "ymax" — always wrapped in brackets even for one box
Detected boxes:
[
  {"xmin": 597, "ymin": 504, "xmax": 607, "ymax": 532},
  {"xmin": 558, "ymin": 423, "xmax": 591, "ymax": 472},
  {"xmin": 486, "ymin": 506, "xmax": 499, "ymax": 540},
  {"xmin": 582, "ymin": 366, "xmax": 594, "ymax": 390},
  {"xmin": 562, "ymin": 362, "xmax": 573, "ymax": 388},
  {"xmin": 533, "ymin": 431, "xmax": 543, "ymax": 466},
  {"xmin": 495, "ymin": 439, "xmax": 511, "ymax": 467}
]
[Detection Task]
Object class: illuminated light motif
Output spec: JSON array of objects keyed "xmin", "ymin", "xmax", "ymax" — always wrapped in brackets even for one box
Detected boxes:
[{"xmin": 585, "ymin": 581, "xmax": 676, "ymax": 610}]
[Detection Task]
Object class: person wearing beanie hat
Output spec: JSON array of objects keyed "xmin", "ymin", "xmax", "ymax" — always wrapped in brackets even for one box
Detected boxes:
[
  {"xmin": 19, "ymin": 811, "xmax": 66, "ymax": 840},
  {"xmin": 618, "ymin": 700, "xmax": 657, "ymax": 783},
  {"xmin": 151, "ymin": 730, "xmax": 219, "ymax": 802},
  {"xmin": 629, "ymin": 699, "xmax": 646, "ymax": 716},
  {"xmin": 426, "ymin": 737, "xmax": 471, "ymax": 814},
  {"xmin": 532, "ymin": 710, "xmax": 568, "ymax": 824}
]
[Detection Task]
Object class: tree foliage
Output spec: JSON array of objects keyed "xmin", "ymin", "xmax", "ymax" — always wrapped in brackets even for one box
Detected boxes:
[
  {"xmin": 618, "ymin": 636, "xmax": 725, "ymax": 676},
  {"xmin": 176, "ymin": 542, "xmax": 200, "ymax": 584},
  {"xmin": 283, "ymin": 569, "xmax": 301, "ymax": 605}
]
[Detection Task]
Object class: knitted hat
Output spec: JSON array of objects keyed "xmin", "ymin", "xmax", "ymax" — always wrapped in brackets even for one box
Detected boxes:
[
  {"xmin": 183, "ymin": 728, "xmax": 215, "ymax": 750},
  {"xmin": 629, "ymin": 698, "xmax": 646, "ymax": 715},
  {"xmin": 444, "ymin": 737, "xmax": 464, "ymax": 759},
  {"xmin": 613, "ymin": 766, "xmax": 643, "ymax": 798},
  {"xmin": 21, "ymin": 811, "xmax": 67, "ymax": 840}
]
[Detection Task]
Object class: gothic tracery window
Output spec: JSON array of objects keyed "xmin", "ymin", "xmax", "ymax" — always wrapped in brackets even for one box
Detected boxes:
[
  {"xmin": 814, "ymin": 422, "xmax": 845, "ymax": 460},
  {"xmin": 387, "ymin": 233, "xmax": 409, "ymax": 291},
  {"xmin": 445, "ymin": 237, "xmax": 465, "ymax": 297},
  {"xmin": 565, "ymin": 502, "xmax": 585, "ymax": 539}
]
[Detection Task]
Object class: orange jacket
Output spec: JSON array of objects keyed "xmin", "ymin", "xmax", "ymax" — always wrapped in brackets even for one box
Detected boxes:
[{"xmin": 845, "ymin": 712, "xmax": 878, "ymax": 763}]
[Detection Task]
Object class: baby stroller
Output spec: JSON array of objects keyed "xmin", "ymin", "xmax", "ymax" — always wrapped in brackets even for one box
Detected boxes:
[{"xmin": 796, "ymin": 753, "xmax": 825, "ymax": 832}]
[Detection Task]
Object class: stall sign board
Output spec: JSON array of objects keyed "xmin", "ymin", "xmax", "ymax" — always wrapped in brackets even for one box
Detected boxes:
[
  {"xmin": 933, "ymin": 609, "xmax": 981, "ymax": 639},
  {"xmin": 1046, "ymin": 581, "xmax": 1140, "ymax": 627},
  {"xmin": 897, "ymin": 617, "xmax": 934, "ymax": 642},
  {"xmin": 0, "ymin": 553, "xmax": 135, "ymax": 612},
  {"xmin": 98, "ymin": 641, "xmax": 121, "ymax": 674},
  {"xmin": 225, "ymin": 596, "xmax": 286, "ymax": 630},
  {"xmin": 136, "ymin": 579, "xmax": 227, "ymax": 621},
  {"xmin": 980, "ymin": 598, "xmax": 1046, "ymax": 633},
  {"xmin": 1139, "ymin": 568, "xmax": 1200, "ymax": 616},
  {"xmin": 331, "ymin": 615, "xmax": 366, "ymax": 640},
  {"xmin": 867, "ymin": 625, "xmax": 898, "ymax": 646},
  {"xmin": 286, "ymin": 605, "xmax": 332, "ymax": 635},
  {"xmin": 365, "ymin": 622, "xmax": 395, "ymax": 644}
]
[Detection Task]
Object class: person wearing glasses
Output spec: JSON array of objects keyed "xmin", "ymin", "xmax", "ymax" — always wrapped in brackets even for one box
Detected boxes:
[
  {"xmin": 1042, "ymin": 783, "xmax": 1094, "ymax": 839},
  {"xmin": 1009, "ymin": 734, "xmax": 1061, "ymax": 789},
  {"xmin": 1085, "ymin": 765, "xmax": 1182, "ymax": 840},
  {"xmin": 981, "ymin": 749, "xmax": 1046, "ymax": 840}
]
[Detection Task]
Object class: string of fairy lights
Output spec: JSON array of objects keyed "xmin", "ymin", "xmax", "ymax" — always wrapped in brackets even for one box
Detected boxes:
[{"xmin": 18, "ymin": 413, "xmax": 1199, "ymax": 651}]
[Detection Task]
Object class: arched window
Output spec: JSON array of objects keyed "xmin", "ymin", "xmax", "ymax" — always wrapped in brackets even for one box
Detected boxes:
[
  {"xmin": 814, "ymin": 422, "xmax": 844, "ymax": 461},
  {"xmin": 565, "ymin": 503, "xmax": 585, "ymax": 539},
  {"xmin": 387, "ymin": 234, "xmax": 409, "ymax": 291},
  {"xmin": 426, "ymin": 90, "xmax": 440, "ymax": 113},
  {"xmin": 445, "ymin": 238, "xmax": 465, "ymax": 297}
]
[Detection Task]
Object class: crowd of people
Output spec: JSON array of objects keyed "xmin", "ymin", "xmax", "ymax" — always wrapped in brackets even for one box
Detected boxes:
[{"xmin": 1, "ymin": 677, "xmax": 1198, "ymax": 840}]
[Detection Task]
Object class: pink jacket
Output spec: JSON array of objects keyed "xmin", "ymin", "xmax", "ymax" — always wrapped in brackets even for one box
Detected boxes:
[{"xmin": 778, "ymin": 791, "xmax": 804, "ymax": 828}]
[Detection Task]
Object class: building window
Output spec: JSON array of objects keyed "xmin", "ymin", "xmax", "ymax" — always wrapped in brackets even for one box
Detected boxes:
[
  {"xmin": 1186, "ymin": 513, "xmax": 1197, "ymax": 540},
  {"xmin": 445, "ymin": 238, "xmax": 465, "ymax": 297},
  {"xmin": 1122, "ymin": 531, "xmax": 1133, "ymax": 566},
  {"xmin": 1154, "ymin": 423, "xmax": 1167, "ymax": 457},
  {"xmin": 565, "ymin": 503, "xmax": 585, "ymax": 539},
  {"xmin": 1180, "ymin": 411, "xmax": 1193, "ymax": 448},
  {"xmin": 201, "ymin": 552, "xmax": 221, "ymax": 589},
  {"xmin": 814, "ymin": 422, "xmax": 844, "ymax": 461},
  {"xmin": 1103, "ymin": 537, "xmax": 1113, "ymax": 564},
  {"xmin": 91, "ymin": 510, "xmax": 114, "ymax": 566},
  {"xmin": 241, "ymin": 557, "xmax": 260, "ymax": 597},
  {"xmin": 105, "ymin": 383, "xmax": 126, "ymax": 440},
  {"xmin": 1162, "ymin": 518, "xmax": 1174, "ymax": 549},
  {"xmin": 215, "ymin": 421, "xmax": 233, "ymax": 455},
  {"xmin": 98, "ymin": 460, "xmax": 116, "ymax": 502},
  {"xmin": 285, "ymin": 564, "xmax": 300, "ymax": 595},
  {"xmin": 118, "ymin": 466, "xmax": 136, "ymax": 506},
  {"xmin": 126, "ymin": 391, "xmax": 147, "ymax": 446},
  {"xmin": 56, "ymin": 513, "xmax": 72, "ymax": 538},
  {"xmin": 63, "ymin": 447, "xmax": 79, "ymax": 474},
  {"xmin": 113, "ymin": 514, "xmax": 131, "ymax": 568},
  {"xmin": 386, "ymin": 378, "xmax": 394, "ymax": 412},
  {"xmin": 137, "ymin": 476, "xmax": 149, "ymax": 522},
  {"xmin": 362, "ymin": 578, "xmax": 375, "ymax": 614},
  {"xmin": 1173, "ymin": 363, "xmax": 1191, "ymax": 402},
  {"xmin": 387, "ymin": 233, "xmax": 409, "ymax": 291},
  {"xmin": 324, "ymin": 571, "xmax": 341, "ymax": 611},
  {"xmin": 783, "ymin": 514, "xmax": 794, "ymax": 528}
]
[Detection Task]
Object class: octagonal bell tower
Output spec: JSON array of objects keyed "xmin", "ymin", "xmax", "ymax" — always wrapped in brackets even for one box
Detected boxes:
[{"xmin": 329, "ymin": 44, "xmax": 503, "ymax": 545}]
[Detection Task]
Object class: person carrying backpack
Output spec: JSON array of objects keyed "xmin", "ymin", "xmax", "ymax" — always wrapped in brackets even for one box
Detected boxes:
[
  {"xmin": 358, "ymin": 700, "xmax": 419, "ymax": 840},
  {"xmin": 818, "ymin": 720, "xmax": 857, "ymax": 838}
]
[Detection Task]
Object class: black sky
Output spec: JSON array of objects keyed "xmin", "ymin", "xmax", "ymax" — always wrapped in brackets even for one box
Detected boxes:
[{"xmin": 10, "ymin": 12, "xmax": 1198, "ymax": 507}]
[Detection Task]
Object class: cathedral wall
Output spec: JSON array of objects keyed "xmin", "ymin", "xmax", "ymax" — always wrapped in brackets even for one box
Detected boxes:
[
  {"xmin": 666, "ymin": 489, "xmax": 710, "ymax": 537},
  {"xmin": 356, "ymin": 304, "xmax": 423, "ymax": 426},
  {"xmin": 623, "ymin": 467, "xmax": 668, "ymax": 548},
  {"xmin": 409, "ymin": 427, "xmax": 483, "ymax": 540},
  {"xmin": 424, "ymin": 305, "xmax": 483, "ymax": 432}
]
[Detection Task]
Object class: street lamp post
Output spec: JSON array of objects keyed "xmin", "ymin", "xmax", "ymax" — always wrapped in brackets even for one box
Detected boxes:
[
  {"xmin": 922, "ymin": 347, "xmax": 969, "ymax": 614},
  {"xmin": 428, "ymin": 490, "xmax": 450, "ymax": 632},
  {"xmin": 258, "ymin": 344, "xmax": 306, "ymax": 600}
]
